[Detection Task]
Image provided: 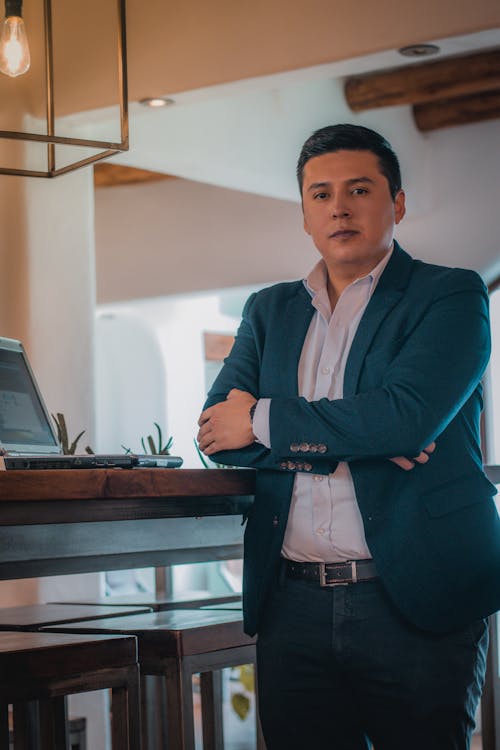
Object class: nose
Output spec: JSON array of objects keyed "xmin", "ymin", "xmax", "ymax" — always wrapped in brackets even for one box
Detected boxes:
[{"xmin": 330, "ymin": 197, "xmax": 352, "ymax": 219}]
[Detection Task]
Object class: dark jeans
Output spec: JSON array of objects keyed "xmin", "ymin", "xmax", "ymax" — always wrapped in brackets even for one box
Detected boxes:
[{"xmin": 256, "ymin": 572, "xmax": 488, "ymax": 750}]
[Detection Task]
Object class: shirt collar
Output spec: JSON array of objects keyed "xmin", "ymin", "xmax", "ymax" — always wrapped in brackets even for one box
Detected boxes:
[{"xmin": 303, "ymin": 244, "xmax": 394, "ymax": 301}]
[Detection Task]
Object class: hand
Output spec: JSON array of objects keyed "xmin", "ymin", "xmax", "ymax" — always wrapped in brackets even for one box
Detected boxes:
[
  {"xmin": 197, "ymin": 389, "xmax": 257, "ymax": 455},
  {"xmin": 389, "ymin": 442, "xmax": 436, "ymax": 471}
]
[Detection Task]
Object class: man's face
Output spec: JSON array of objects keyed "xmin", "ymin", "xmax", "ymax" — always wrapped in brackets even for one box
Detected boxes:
[{"xmin": 301, "ymin": 149, "xmax": 406, "ymax": 275}]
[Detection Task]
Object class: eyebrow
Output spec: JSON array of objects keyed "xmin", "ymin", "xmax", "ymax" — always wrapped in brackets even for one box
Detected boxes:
[{"xmin": 306, "ymin": 176, "xmax": 375, "ymax": 192}]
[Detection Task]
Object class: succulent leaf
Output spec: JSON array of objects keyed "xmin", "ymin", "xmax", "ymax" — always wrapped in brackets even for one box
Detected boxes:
[
  {"xmin": 231, "ymin": 693, "xmax": 250, "ymax": 721},
  {"xmin": 68, "ymin": 430, "xmax": 85, "ymax": 455}
]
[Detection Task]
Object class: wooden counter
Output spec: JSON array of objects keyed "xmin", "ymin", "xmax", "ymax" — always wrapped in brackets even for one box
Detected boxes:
[{"xmin": 0, "ymin": 469, "xmax": 255, "ymax": 580}]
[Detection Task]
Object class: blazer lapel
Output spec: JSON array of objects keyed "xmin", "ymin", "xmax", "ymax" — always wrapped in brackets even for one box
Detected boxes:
[
  {"xmin": 343, "ymin": 244, "xmax": 414, "ymax": 397},
  {"xmin": 281, "ymin": 285, "xmax": 315, "ymax": 396}
]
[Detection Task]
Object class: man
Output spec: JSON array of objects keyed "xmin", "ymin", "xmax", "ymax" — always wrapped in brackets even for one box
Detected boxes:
[{"xmin": 197, "ymin": 124, "xmax": 500, "ymax": 749}]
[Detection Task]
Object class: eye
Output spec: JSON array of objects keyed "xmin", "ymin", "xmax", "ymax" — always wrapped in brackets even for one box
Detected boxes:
[
  {"xmin": 313, "ymin": 191, "xmax": 329, "ymax": 201},
  {"xmin": 352, "ymin": 187, "xmax": 368, "ymax": 196}
]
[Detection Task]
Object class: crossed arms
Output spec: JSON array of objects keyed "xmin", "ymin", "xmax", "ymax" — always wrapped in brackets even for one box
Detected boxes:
[
  {"xmin": 197, "ymin": 388, "xmax": 435, "ymax": 471},
  {"xmin": 197, "ymin": 268, "xmax": 490, "ymax": 474}
]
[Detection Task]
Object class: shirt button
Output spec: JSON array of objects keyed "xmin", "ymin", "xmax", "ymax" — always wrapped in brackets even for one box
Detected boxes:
[
  {"xmin": 321, "ymin": 366, "xmax": 331, "ymax": 375},
  {"xmin": 314, "ymin": 475, "xmax": 324, "ymax": 482},
  {"xmin": 317, "ymin": 528, "xmax": 325, "ymax": 535}
]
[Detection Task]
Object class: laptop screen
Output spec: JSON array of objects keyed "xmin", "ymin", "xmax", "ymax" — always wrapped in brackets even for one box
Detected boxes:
[{"xmin": 0, "ymin": 338, "xmax": 59, "ymax": 454}]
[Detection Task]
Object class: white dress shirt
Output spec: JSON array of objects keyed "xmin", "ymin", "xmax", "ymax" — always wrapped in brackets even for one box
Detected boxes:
[{"xmin": 253, "ymin": 247, "xmax": 393, "ymax": 562}]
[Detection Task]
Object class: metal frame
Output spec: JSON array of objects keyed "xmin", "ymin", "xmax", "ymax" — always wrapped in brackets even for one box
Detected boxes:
[{"xmin": 0, "ymin": 0, "xmax": 128, "ymax": 177}]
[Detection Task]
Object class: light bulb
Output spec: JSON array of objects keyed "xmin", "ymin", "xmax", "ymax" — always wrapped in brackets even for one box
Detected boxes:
[{"xmin": 0, "ymin": 12, "xmax": 30, "ymax": 78}]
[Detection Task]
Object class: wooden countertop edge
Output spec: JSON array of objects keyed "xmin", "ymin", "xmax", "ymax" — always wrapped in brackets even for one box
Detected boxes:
[{"xmin": 0, "ymin": 468, "xmax": 256, "ymax": 501}]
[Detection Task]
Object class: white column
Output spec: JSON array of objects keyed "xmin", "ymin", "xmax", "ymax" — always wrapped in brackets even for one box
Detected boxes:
[{"xmin": 0, "ymin": 167, "xmax": 108, "ymax": 749}]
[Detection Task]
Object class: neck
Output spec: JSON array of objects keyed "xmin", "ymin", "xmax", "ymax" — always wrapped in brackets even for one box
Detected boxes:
[{"xmin": 325, "ymin": 248, "xmax": 392, "ymax": 307}]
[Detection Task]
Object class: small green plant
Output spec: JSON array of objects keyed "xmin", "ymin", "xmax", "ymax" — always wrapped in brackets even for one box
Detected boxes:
[
  {"xmin": 51, "ymin": 413, "xmax": 94, "ymax": 455},
  {"xmin": 123, "ymin": 423, "xmax": 173, "ymax": 455},
  {"xmin": 230, "ymin": 664, "xmax": 255, "ymax": 720},
  {"xmin": 193, "ymin": 438, "xmax": 237, "ymax": 469}
]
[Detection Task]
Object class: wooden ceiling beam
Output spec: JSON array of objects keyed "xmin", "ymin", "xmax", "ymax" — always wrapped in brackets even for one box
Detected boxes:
[
  {"xmin": 413, "ymin": 89, "xmax": 500, "ymax": 132},
  {"xmin": 94, "ymin": 163, "xmax": 175, "ymax": 188},
  {"xmin": 345, "ymin": 48, "xmax": 500, "ymax": 111}
]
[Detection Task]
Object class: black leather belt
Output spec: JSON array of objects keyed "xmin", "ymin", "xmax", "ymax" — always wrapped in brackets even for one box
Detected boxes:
[{"xmin": 284, "ymin": 558, "xmax": 378, "ymax": 587}]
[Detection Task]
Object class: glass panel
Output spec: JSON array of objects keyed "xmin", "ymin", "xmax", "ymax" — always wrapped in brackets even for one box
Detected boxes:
[
  {"xmin": 0, "ymin": 0, "xmax": 125, "ymax": 174},
  {"xmin": 51, "ymin": 0, "xmax": 123, "ymax": 143}
]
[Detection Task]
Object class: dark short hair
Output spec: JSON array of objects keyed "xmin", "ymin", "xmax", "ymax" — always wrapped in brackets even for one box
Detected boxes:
[{"xmin": 297, "ymin": 124, "xmax": 402, "ymax": 200}]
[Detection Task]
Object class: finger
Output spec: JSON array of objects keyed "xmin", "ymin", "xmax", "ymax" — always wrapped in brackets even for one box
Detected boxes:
[
  {"xmin": 390, "ymin": 456, "xmax": 415, "ymax": 471},
  {"xmin": 198, "ymin": 409, "xmax": 211, "ymax": 427},
  {"xmin": 198, "ymin": 434, "xmax": 215, "ymax": 452},
  {"xmin": 204, "ymin": 440, "xmax": 220, "ymax": 455},
  {"xmin": 413, "ymin": 451, "xmax": 430, "ymax": 465},
  {"xmin": 197, "ymin": 421, "xmax": 215, "ymax": 445},
  {"xmin": 423, "ymin": 441, "xmax": 436, "ymax": 454}
]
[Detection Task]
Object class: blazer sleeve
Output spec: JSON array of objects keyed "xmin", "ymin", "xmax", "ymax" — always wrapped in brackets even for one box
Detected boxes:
[
  {"xmin": 269, "ymin": 270, "xmax": 491, "ymax": 462},
  {"xmin": 202, "ymin": 293, "xmax": 280, "ymax": 470}
]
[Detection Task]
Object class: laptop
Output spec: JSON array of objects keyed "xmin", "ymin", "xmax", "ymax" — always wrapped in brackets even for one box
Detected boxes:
[{"xmin": 0, "ymin": 337, "xmax": 183, "ymax": 470}]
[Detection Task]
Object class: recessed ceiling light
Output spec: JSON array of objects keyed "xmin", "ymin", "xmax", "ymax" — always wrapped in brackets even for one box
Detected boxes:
[
  {"xmin": 398, "ymin": 43, "xmax": 440, "ymax": 58},
  {"xmin": 139, "ymin": 97, "xmax": 175, "ymax": 108}
]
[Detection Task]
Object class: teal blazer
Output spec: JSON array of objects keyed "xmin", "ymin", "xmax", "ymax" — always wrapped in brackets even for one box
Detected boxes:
[{"xmin": 205, "ymin": 243, "xmax": 500, "ymax": 635}]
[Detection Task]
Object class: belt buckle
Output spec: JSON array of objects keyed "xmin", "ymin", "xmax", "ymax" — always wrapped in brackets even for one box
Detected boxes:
[{"xmin": 318, "ymin": 562, "xmax": 351, "ymax": 587}]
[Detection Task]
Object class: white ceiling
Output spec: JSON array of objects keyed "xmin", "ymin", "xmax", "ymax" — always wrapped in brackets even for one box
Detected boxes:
[{"xmin": 88, "ymin": 27, "xmax": 500, "ymax": 284}]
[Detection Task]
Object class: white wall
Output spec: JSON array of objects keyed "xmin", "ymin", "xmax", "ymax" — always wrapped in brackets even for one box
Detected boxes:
[
  {"xmin": 0, "ymin": 168, "xmax": 109, "ymax": 750},
  {"xmin": 95, "ymin": 106, "xmax": 500, "ymax": 307},
  {"xmin": 95, "ymin": 178, "xmax": 314, "ymax": 301},
  {"xmin": 95, "ymin": 312, "xmax": 167, "ymax": 453},
  {"xmin": 97, "ymin": 287, "xmax": 257, "ymax": 468}
]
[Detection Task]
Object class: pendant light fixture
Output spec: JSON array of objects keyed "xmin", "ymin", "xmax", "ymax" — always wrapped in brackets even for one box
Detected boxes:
[
  {"xmin": 0, "ymin": 0, "xmax": 30, "ymax": 77},
  {"xmin": 0, "ymin": 0, "xmax": 128, "ymax": 177}
]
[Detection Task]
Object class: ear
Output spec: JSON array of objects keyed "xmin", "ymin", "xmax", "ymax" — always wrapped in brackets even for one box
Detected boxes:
[
  {"xmin": 394, "ymin": 190, "xmax": 406, "ymax": 224},
  {"xmin": 303, "ymin": 213, "xmax": 311, "ymax": 236}
]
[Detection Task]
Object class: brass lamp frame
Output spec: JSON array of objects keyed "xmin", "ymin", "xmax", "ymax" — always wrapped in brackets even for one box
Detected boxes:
[{"xmin": 0, "ymin": 0, "xmax": 128, "ymax": 177}]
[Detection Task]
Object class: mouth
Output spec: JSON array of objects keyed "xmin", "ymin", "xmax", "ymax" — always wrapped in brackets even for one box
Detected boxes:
[{"xmin": 329, "ymin": 229, "xmax": 359, "ymax": 240}]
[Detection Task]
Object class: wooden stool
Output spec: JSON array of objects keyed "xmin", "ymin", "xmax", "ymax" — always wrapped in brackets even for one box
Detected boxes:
[
  {"xmin": 0, "ymin": 603, "xmax": 153, "ymax": 631},
  {"xmin": 49, "ymin": 591, "xmax": 242, "ymax": 612},
  {"xmin": 0, "ymin": 630, "xmax": 140, "ymax": 749},
  {"xmin": 43, "ymin": 609, "xmax": 265, "ymax": 750}
]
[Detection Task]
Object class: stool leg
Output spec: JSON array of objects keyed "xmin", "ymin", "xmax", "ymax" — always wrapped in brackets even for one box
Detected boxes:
[
  {"xmin": 141, "ymin": 675, "xmax": 166, "ymax": 750},
  {"xmin": 0, "ymin": 702, "xmax": 9, "ymax": 750},
  {"xmin": 200, "ymin": 670, "xmax": 224, "ymax": 750},
  {"xmin": 13, "ymin": 701, "xmax": 40, "ymax": 750},
  {"xmin": 253, "ymin": 662, "xmax": 266, "ymax": 750},
  {"xmin": 126, "ymin": 665, "xmax": 141, "ymax": 750},
  {"xmin": 164, "ymin": 658, "xmax": 196, "ymax": 750},
  {"xmin": 39, "ymin": 697, "xmax": 69, "ymax": 750},
  {"xmin": 111, "ymin": 665, "xmax": 141, "ymax": 750}
]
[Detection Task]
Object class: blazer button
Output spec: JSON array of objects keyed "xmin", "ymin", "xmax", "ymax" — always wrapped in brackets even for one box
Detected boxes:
[
  {"xmin": 280, "ymin": 461, "xmax": 288, "ymax": 470},
  {"xmin": 290, "ymin": 443, "xmax": 300, "ymax": 453},
  {"xmin": 272, "ymin": 516, "xmax": 279, "ymax": 527},
  {"xmin": 309, "ymin": 444, "xmax": 318, "ymax": 453},
  {"xmin": 317, "ymin": 444, "xmax": 327, "ymax": 454},
  {"xmin": 296, "ymin": 462, "xmax": 304, "ymax": 470},
  {"xmin": 299, "ymin": 442, "xmax": 310, "ymax": 452},
  {"xmin": 304, "ymin": 463, "xmax": 313, "ymax": 472},
  {"xmin": 287, "ymin": 461, "xmax": 296, "ymax": 470}
]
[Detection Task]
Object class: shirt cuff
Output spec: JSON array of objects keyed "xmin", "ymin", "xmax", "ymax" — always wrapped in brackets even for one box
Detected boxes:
[{"xmin": 252, "ymin": 398, "xmax": 271, "ymax": 448}]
